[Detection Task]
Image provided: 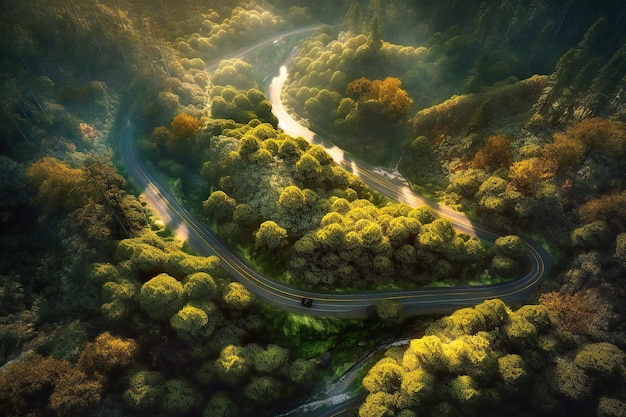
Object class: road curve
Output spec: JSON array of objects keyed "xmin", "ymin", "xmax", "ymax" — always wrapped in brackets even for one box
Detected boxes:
[
  {"xmin": 119, "ymin": 27, "xmax": 551, "ymax": 319},
  {"xmin": 204, "ymin": 24, "xmax": 325, "ymax": 73},
  {"xmin": 266, "ymin": 45, "xmax": 552, "ymax": 313}
]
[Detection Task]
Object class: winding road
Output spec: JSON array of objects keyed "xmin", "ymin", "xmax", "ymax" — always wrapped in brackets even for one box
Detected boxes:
[{"xmin": 119, "ymin": 26, "xmax": 551, "ymax": 319}]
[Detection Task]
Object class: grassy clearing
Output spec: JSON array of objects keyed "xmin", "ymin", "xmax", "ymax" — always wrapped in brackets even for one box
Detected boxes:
[{"xmin": 261, "ymin": 307, "xmax": 392, "ymax": 362}]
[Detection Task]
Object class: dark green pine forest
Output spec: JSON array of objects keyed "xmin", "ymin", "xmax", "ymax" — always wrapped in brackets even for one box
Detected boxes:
[{"xmin": 1, "ymin": 1, "xmax": 626, "ymax": 417}]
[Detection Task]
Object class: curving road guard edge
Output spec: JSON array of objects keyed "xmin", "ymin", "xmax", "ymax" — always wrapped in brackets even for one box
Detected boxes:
[{"xmin": 119, "ymin": 27, "xmax": 552, "ymax": 319}]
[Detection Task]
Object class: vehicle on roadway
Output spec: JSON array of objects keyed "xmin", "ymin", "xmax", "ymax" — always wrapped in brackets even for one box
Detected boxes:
[
  {"xmin": 301, "ymin": 297, "xmax": 313, "ymax": 307},
  {"xmin": 120, "ymin": 26, "xmax": 551, "ymax": 321}
]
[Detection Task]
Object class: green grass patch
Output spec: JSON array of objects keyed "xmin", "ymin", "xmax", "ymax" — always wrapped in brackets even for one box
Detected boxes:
[
  {"xmin": 168, "ymin": 177, "xmax": 185, "ymax": 204},
  {"xmin": 423, "ymin": 280, "xmax": 456, "ymax": 288},
  {"xmin": 467, "ymin": 270, "xmax": 506, "ymax": 286},
  {"xmin": 409, "ymin": 183, "xmax": 442, "ymax": 202},
  {"xmin": 156, "ymin": 227, "xmax": 174, "ymax": 239},
  {"xmin": 261, "ymin": 307, "xmax": 390, "ymax": 362}
]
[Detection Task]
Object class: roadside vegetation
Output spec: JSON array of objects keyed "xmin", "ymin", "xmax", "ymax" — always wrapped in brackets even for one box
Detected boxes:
[
  {"xmin": 2, "ymin": 1, "xmax": 626, "ymax": 417},
  {"xmin": 0, "ymin": 2, "xmax": 325, "ymax": 416},
  {"xmin": 359, "ymin": 299, "xmax": 626, "ymax": 417}
]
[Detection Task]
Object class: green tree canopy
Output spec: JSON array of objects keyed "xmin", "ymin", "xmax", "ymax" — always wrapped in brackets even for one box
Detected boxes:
[
  {"xmin": 183, "ymin": 272, "xmax": 219, "ymax": 301},
  {"xmin": 212, "ymin": 59, "xmax": 255, "ymax": 90},
  {"xmin": 574, "ymin": 343, "xmax": 625, "ymax": 381},
  {"xmin": 255, "ymin": 220, "xmax": 289, "ymax": 252},
  {"xmin": 497, "ymin": 354, "xmax": 527, "ymax": 388},
  {"xmin": 203, "ymin": 191, "xmax": 236, "ymax": 224},
  {"xmin": 223, "ymin": 282, "xmax": 254, "ymax": 311},
  {"xmin": 289, "ymin": 358, "xmax": 318, "ymax": 387},
  {"xmin": 203, "ymin": 392, "xmax": 238, "ymax": 417},
  {"xmin": 139, "ymin": 273, "xmax": 184, "ymax": 320},
  {"xmin": 162, "ymin": 379, "xmax": 201, "ymax": 415},
  {"xmin": 214, "ymin": 344, "xmax": 251, "ymax": 385},
  {"xmin": 571, "ymin": 220, "xmax": 610, "ymax": 249},
  {"xmin": 376, "ymin": 298, "xmax": 403, "ymax": 323},
  {"xmin": 170, "ymin": 304, "xmax": 213, "ymax": 341},
  {"xmin": 253, "ymin": 344, "xmax": 290, "ymax": 374},
  {"xmin": 243, "ymin": 376, "xmax": 283, "ymax": 403},
  {"xmin": 123, "ymin": 370, "xmax": 165, "ymax": 411}
]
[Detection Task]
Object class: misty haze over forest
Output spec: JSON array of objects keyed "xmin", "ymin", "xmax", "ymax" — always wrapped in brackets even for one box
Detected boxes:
[{"xmin": 1, "ymin": 1, "xmax": 626, "ymax": 417}]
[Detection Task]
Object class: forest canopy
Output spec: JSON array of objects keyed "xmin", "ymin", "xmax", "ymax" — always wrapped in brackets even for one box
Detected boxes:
[{"xmin": 2, "ymin": 1, "xmax": 626, "ymax": 417}]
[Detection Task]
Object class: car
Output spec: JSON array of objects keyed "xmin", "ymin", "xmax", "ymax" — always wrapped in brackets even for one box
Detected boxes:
[{"xmin": 300, "ymin": 297, "xmax": 313, "ymax": 307}]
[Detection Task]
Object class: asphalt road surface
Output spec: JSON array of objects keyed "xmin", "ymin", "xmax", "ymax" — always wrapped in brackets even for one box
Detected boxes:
[{"xmin": 119, "ymin": 27, "xmax": 552, "ymax": 319}]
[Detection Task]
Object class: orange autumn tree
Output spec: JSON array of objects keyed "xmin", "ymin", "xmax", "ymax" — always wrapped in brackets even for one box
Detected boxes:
[
  {"xmin": 543, "ymin": 118, "xmax": 626, "ymax": 176},
  {"xmin": 508, "ymin": 157, "xmax": 550, "ymax": 196},
  {"xmin": 539, "ymin": 290, "xmax": 613, "ymax": 337},
  {"xmin": 374, "ymin": 77, "xmax": 413, "ymax": 120},
  {"xmin": 166, "ymin": 113, "xmax": 202, "ymax": 155},
  {"xmin": 577, "ymin": 191, "xmax": 626, "ymax": 230},
  {"xmin": 564, "ymin": 117, "xmax": 626, "ymax": 157},
  {"xmin": 542, "ymin": 131, "xmax": 585, "ymax": 176},
  {"xmin": 346, "ymin": 76, "xmax": 413, "ymax": 123},
  {"xmin": 472, "ymin": 134, "xmax": 511, "ymax": 171},
  {"xmin": 27, "ymin": 157, "xmax": 86, "ymax": 213}
]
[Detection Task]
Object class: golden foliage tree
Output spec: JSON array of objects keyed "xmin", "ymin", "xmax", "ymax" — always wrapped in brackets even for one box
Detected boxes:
[
  {"xmin": 77, "ymin": 332, "xmax": 138, "ymax": 378},
  {"xmin": 139, "ymin": 273, "xmax": 185, "ymax": 320},
  {"xmin": 542, "ymin": 131, "xmax": 585, "ymax": 176},
  {"xmin": 539, "ymin": 290, "xmax": 612, "ymax": 336},
  {"xmin": 577, "ymin": 191, "xmax": 626, "ymax": 229},
  {"xmin": 562, "ymin": 118, "xmax": 626, "ymax": 158},
  {"xmin": 167, "ymin": 113, "xmax": 202, "ymax": 154},
  {"xmin": 508, "ymin": 157, "xmax": 550, "ymax": 195},
  {"xmin": 27, "ymin": 157, "xmax": 85, "ymax": 213},
  {"xmin": 346, "ymin": 76, "xmax": 413, "ymax": 122},
  {"xmin": 0, "ymin": 354, "xmax": 102, "ymax": 417},
  {"xmin": 472, "ymin": 135, "xmax": 511, "ymax": 171},
  {"xmin": 171, "ymin": 113, "xmax": 201, "ymax": 141}
]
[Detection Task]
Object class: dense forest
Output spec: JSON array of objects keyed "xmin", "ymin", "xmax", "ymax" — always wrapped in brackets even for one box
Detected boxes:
[{"xmin": 1, "ymin": 1, "xmax": 626, "ymax": 417}]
